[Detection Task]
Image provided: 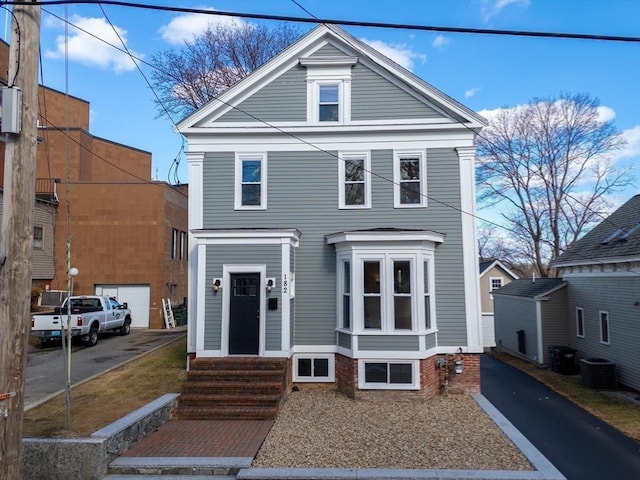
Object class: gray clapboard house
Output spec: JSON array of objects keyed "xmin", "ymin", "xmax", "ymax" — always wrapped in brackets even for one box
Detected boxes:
[
  {"xmin": 178, "ymin": 24, "xmax": 486, "ymax": 400},
  {"xmin": 552, "ymin": 194, "xmax": 640, "ymax": 391}
]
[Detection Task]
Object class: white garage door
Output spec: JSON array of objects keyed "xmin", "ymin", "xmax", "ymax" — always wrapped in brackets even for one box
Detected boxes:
[{"xmin": 95, "ymin": 284, "xmax": 150, "ymax": 328}]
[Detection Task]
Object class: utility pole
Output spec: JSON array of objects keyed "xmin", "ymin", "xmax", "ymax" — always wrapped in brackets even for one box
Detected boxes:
[{"xmin": 0, "ymin": 2, "xmax": 42, "ymax": 479}]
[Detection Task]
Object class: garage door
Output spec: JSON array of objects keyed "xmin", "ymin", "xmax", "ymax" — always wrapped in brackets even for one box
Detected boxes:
[{"xmin": 95, "ymin": 284, "xmax": 150, "ymax": 328}]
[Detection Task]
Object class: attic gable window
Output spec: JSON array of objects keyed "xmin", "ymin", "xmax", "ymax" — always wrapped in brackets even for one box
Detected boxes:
[{"xmin": 300, "ymin": 55, "xmax": 357, "ymax": 125}]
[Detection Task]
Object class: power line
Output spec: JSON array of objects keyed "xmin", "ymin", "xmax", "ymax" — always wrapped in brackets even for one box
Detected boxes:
[
  {"xmin": 9, "ymin": 0, "xmax": 640, "ymax": 43},
  {"xmin": 96, "ymin": 3, "xmax": 186, "ymax": 184},
  {"xmin": 36, "ymin": 4, "xmax": 638, "ymax": 273}
]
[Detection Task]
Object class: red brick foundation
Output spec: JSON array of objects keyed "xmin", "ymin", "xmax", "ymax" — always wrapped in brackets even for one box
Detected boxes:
[{"xmin": 334, "ymin": 353, "xmax": 480, "ymax": 400}]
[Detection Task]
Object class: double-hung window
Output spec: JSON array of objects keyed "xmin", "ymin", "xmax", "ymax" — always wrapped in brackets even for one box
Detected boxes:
[
  {"xmin": 361, "ymin": 255, "xmax": 416, "ymax": 332},
  {"xmin": 394, "ymin": 150, "xmax": 427, "ymax": 207},
  {"xmin": 235, "ymin": 153, "xmax": 267, "ymax": 210},
  {"xmin": 319, "ymin": 84, "xmax": 340, "ymax": 122},
  {"xmin": 338, "ymin": 152, "xmax": 371, "ymax": 208}
]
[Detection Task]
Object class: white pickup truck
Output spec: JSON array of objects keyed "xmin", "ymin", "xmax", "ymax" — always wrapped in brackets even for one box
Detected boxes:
[{"xmin": 31, "ymin": 295, "xmax": 132, "ymax": 347}]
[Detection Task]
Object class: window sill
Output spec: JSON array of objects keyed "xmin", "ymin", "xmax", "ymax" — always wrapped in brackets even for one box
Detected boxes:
[
  {"xmin": 234, "ymin": 206, "xmax": 267, "ymax": 211},
  {"xmin": 393, "ymin": 204, "xmax": 427, "ymax": 209}
]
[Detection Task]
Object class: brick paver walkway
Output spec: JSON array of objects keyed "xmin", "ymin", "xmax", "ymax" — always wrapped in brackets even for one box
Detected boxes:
[{"xmin": 122, "ymin": 419, "xmax": 274, "ymax": 457}]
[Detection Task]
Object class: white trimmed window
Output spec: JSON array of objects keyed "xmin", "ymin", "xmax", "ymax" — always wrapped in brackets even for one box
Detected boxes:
[
  {"xmin": 394, "ymin": 150, "xmax": 427, "ymax": 208},
  {"xmin": 328, "ymin": 231, "xmax": 442, "ymax": 336},
  {"xmin": 338, "ymin": 152, "xmax": 371, "ymax": 208},
  {"xmin": 576, "ymin": 307, "xmax": 585, "ymax": 338},
  {"xmin": 294, "ymin": 355, "xmax": 334, "ymax": 382},
  {"xmin": 358, "ymin": 360, "xmax": 419, "ymax": 390},
  {"xmin": 599, "ymin": 310, "xmax": 610, "ymax": 345},
  {"xmin": 339, "ymin": 259, "xmax": 351, "ymax": 330},
  {"xmin": 235, "ymin": 153, "xmax": 267, "ymax": 210},
  {"xmin": 300, "ymin": 56, "xmax": 356, "ymax": 125},
  {"xmin": 490, "ymin": 277, "xmax": 503, "ymax": 291}
]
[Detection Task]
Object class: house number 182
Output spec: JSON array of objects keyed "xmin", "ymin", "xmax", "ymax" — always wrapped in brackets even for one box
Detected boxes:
[{"xmin": 282, "ymin": 273, "xmax": 288, "ymax": 294}]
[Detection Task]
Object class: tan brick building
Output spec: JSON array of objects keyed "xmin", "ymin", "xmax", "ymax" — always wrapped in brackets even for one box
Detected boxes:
[{"xmin": 0, "ymin": 40, "xmax": 188, "ymax": 328}]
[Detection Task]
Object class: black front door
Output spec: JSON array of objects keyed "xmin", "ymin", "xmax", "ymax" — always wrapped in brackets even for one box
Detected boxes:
[{"xmin": 228, "ymin": 273, "xmax": 260, "ymax": 355}]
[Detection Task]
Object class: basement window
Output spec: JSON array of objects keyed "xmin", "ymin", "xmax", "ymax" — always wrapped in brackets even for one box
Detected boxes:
[{"xmin": 293, "ymin": 354, "xmax": 334, "ymax": 382}]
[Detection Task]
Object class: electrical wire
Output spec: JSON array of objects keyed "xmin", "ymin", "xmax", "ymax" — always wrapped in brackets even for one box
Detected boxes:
[
  {"xmin": 34, "ymin": 4, "xmax": 639, "ymax": 273},
  {"xmin": 7, "ymin": 0, "xmax": 640, "ymax": 43},
  {"xmin": 97, "ymin": 3, "xmax": 186, "ymax": 184}
]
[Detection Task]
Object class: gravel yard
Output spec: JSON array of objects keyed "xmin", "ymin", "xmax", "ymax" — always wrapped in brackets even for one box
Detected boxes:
[{"xmin": 253, "ymin": 390, "xmax": 533, "ymax": 470}]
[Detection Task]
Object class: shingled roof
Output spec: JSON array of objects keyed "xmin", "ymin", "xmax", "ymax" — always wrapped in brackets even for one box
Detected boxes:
[
  {"xmin": 492, "ymin": 278, "xmax": 567, "ymax": 299},
  {"xmin": 553, "ymin": 195, "xmax": 640, "ymax": 267}
]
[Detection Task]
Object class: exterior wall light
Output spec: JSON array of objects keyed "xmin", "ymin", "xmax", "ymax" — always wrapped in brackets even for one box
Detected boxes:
[
  {"xmin": 212, "ymin": 278, "xmax": 222, "ymax": 292},
  {"xmin": 266, "ymin": 278, "xmax": 275, "ymax": 293}
]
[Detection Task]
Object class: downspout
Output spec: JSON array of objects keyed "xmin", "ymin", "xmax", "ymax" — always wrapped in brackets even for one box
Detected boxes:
[{"xmin": 536, "ymin": 300, "xmax": 543, "ymax": 364}]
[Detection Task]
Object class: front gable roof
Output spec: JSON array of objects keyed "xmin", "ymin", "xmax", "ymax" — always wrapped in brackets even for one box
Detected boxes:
[
  {"xmin": 552, "ymin": 195, "xmax": 640, "ymax": 267},
  {"xmin": 479, "ymin": 258, "xmax": 519, "ymax": 279},
  {"xmin": 177, "ymin": 23, "xmax": 487, "ymax": 132}
]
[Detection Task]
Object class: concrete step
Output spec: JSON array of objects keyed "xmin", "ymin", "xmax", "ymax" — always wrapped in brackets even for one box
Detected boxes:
[
  {"xmin": 176, "ymin": 405, "xmax": 279, "ymax": 420},
  {"xmin": 107, "ymin": 456, "xmax": 250, "ymax": 477}
]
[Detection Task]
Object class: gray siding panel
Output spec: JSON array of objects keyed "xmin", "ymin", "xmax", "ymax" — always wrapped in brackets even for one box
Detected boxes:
[
  {"xmin": 217, "ymin": 66, "xmax": 307, "ymax": 122},
  {"xmin": 352, "ymin": 64, "xmax": 444, "ymax": 121},
  {"xmin": 540, "ymin": 289, "xmax": 569, "ymax": 363},
  {"xmin": 567, "ymin": 277, "xmax": 640, "ymax": 391},
  {"xmin": 425, "ymin": 333, "xmax": 437, "ymax": 350},
  {"xmin": 338, "ymin": 331, "xmax": 351, "ymax": 349},
  {"xmin": 311, "ymin": 44, "xmax": 348, "ymax": 56},
  {"xmin": 204, "ymin": 244, "xmax": 282, "ymax": 351},
  {"xmin": 359, "ymin": 335, "xmax": 419, "ymax": 351},
  {"xmin": 494, "ymin": 296, "xmax": 540, "ymax": 363},
  {"xmin": 202, "ymin": 147, "xmax": 467, "ymax": 348}
]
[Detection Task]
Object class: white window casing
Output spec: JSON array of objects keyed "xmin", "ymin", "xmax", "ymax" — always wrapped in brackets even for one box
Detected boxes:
[
  {"xmin": 338, "ymin": 151, "xmax": 371, "ymax": 209},
  {"xmin": 393, "ymin": 149, "xmax": 427, "ymax": 208},
  {"xmin": 234, "ymin": 153, "xmax": 267, "ymax": 210},
  {"xmin": 358, "ymin": 359, "xmax": 420, "ymax": 390},
  {"xmin": 300, "ymin": 56, "xmax": 356, "ymax": 125},
  {"xmin": 599, "ymin": 310, "xmax": 610, "ymax": 345},
  {"xmin": 293, "ymin": 354, "xmax": 335, "ymax": 382}
]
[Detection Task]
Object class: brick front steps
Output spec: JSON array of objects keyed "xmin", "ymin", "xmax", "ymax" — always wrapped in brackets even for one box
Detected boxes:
[{"xmin": 176, "ymin": 358, "xmax": 288, "ymax": 420}]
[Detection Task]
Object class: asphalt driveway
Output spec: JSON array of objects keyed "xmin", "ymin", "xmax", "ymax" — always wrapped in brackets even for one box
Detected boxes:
[
  {"xmin": 25, "ymin": 327, "xmax": 186, "ymax": 409},
  {"xmin": 481, "ymin": 354, "xmax": 640, "ymax": 480}
]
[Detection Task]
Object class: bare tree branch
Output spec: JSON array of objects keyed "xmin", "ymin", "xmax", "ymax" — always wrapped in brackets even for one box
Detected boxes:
[
  {"xmin": 476, "ymin": 93, "xmax": 633, "ymax": 277},
  {"xmin": 149, "ymin": 23, "xmax": 301, "ymax": 121}
]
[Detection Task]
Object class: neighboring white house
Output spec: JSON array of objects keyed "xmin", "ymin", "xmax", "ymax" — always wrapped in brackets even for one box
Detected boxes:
[{"xmin": 479, "ymin": 258, "xmax": 519, "ymax": 348}]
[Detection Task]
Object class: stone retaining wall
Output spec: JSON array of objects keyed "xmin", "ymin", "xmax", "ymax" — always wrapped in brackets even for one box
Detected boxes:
[{"xmin": 21, "ymin": 393, "xmax": 179, "ymax": 480}]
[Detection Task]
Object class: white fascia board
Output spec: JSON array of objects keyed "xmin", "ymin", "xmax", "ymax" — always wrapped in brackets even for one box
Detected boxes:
[
  {"xmin": 180, "ymin": 119, "xmax": 472, "ymax": 136},
  {"xmin": 326, "ymin": 230, "xmax": 445, "ymax": 245},
  {"xmin": 177, "ymin": 26, "xmax": 332, "ymax": 131},
  {"xmin": 479, "ymin": 259, "xmax": 520, "ymax": 280},
  {"xmin": 553, "ymin": 255, "xmax": 640, "ymax": 268},
  {"xmin": 327, "ymin": 25, "xmax": 487, "ymax": 129},
  {"xmin": 193, "ymin": 229, "xmax": 301, "ymax": 244},
  {"xmin": 185, "ymin": 131, "xmax": 476, "ymax": 154}
]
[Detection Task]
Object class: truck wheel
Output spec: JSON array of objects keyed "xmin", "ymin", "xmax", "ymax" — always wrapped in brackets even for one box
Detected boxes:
[
  {"xmin": 119, "ymin": 318, "xmax": 131, "ymax": 336},
  {"xmin": 83, "ymin": 325, "xmax": 99, "ymax": 347}
]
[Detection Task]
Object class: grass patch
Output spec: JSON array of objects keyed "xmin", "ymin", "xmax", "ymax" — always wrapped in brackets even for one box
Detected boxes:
[
  {"xmin": 23, "ymin": 336, "xmax": 187, "ymax": 438},
  {"xmin": 490, "ymin": 351, "xmax": 640, "ymax": 441}
]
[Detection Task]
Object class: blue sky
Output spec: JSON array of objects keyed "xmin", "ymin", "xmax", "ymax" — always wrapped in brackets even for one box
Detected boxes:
[{"xmin": 4, "ymin": 0, "xmax": 639, "ymax": 205}]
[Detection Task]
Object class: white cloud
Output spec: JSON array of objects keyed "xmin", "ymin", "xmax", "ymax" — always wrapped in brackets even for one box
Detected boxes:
[
  {"xmin": 158, "ymin": 8, "xmax": 244, "ymax": 45},
  {"xmin": 465, "ymin": 87, "xmax": 481, "ymax": 98},
  {"xmin": 482, "ymin": 0, "xmax": 530, "ymax": 20},
  {"xmin": 432, "ymin": 35, "xmax": 450, "ymax": 49},
  {"xmin": 616, "ymin": 125, "xmax": 640, "ymax": 159},
  {"xmin": 45, "ymin": 15, "xmax": 143, "ymax": 73},
  {"xmin": 596, "ymin": 106, "xmax": 616, "ymax": 123},
  {"xmin": 360, "ymin": 38, "xmax": 426, "ymax": 71}
]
